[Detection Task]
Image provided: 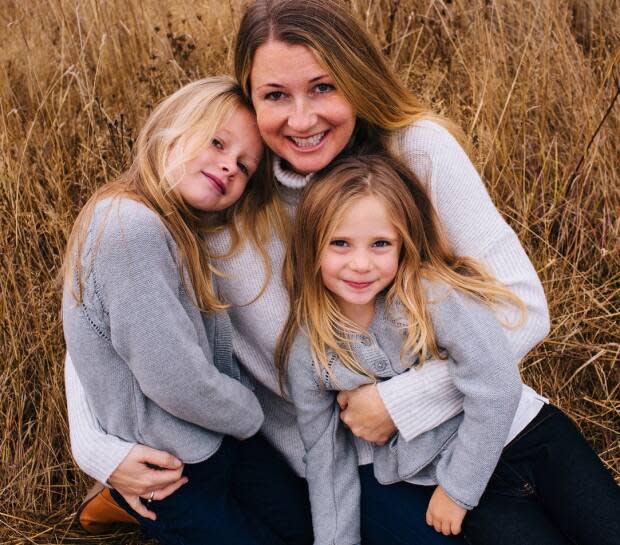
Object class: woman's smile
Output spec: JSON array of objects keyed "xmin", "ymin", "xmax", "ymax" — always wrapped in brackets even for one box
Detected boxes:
[{"xmin": 250, "ymin": 40, "xmax": 356, "ymax": 175}]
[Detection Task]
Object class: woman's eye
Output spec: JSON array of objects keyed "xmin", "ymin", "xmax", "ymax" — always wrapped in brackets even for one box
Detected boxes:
[
  {"xmin": 212, "ymin": 138, "xmax": 223, "ymax": 149},
  {"xmin": 238, "ymin": 162, "xmax": 249, "ymax": 176},
  {"xmin": 330, "ymin": 239, "xmax": 348, "ymax": 247},
  {"xmin": 315, "ymin": 83, "xmax": 335, "ymax": 94},
  {"xmin": 265, "ymin": 91, "xmax": 285, "ymax": 101}
]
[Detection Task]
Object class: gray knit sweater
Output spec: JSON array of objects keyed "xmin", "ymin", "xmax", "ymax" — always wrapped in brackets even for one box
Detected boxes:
[
  {"xmin": 287, "ymin": 285, "xmax": 523, "ymax": 545},
  {"xmin": 64, "ymin": 120, "xmax": 550, "ymax": 482},
  {"xmin": 62, "ymin": 198, "xmax": 264, "ymax": 463}
]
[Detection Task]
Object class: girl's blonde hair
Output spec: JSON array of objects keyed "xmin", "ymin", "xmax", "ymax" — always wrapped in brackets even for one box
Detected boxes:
[
  {"xmin": 276, "ymin": 154, "xmax": 526, "ymax": 389},
  {"xmin": 234, "ymin": 0, "xmax": 465, "ymax": 152},
  {"xmin": 63, "ymin": 76, "xmax": 277, "ymax": 312}
]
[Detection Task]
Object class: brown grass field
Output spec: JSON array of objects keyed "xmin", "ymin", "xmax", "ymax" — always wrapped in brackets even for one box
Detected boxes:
[{"xmin": 1, "ymin": 0, "xmax": 618, "ymax": 543}]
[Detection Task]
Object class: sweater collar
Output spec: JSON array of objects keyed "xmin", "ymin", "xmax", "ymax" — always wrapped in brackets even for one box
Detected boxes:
[{"xmin": 273, "ymin": 155, "xmax": 314, "ymax": 189}]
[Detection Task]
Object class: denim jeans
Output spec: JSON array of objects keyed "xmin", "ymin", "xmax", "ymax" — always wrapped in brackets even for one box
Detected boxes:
[
  {"xmin": 360, "ymin": 464, "xmax": 466, "ymax": 545},
  {"xmin": 462, "ymin": 404, "xmax": 620, "ymax": 545},
  {"xmin": 112, "ymin": 435, "xmax": 309, "ymax": 545}
]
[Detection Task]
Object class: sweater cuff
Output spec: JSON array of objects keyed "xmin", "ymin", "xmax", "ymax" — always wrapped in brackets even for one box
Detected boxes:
[{"xmin": 377, "ymin": 360, "xmax": 464, "ymax": 441}]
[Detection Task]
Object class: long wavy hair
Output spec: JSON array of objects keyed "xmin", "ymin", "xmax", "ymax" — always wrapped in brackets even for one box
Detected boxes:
[
  {"xmin": 234, "ymin": 0, "xmax": 466, "ymax": 154},
  {"xmin": 276, "ymin": 154, "xmax": 526, "ymax": 389},
  {"xmin": 62, "ymin": 76, "xmax": 277, "ymax": 312}
]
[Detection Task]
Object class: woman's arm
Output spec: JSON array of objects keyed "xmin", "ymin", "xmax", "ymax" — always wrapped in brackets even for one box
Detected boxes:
[
  {"xmin": 65, "ymin": 355, "xmax": 187, "ymax": 520},
  {"xmin": 368, "ymin": 120, "xmax": 549, "ymax": 441}
]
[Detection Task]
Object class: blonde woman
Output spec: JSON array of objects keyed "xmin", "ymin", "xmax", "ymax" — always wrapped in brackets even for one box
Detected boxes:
[
  {"xmin": 62, "ymin": 76, "xmax": 296, "ymax": 545},
  {"xmin": 65, "ymin": 1, "xmax": 552, "ymax": 543},
  {"xmin": 281, "ymin": 154, "xmax": 620, "ymax": 545}
]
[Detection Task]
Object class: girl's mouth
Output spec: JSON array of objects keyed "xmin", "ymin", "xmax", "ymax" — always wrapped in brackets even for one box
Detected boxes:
[
  {"xmin": 201, "ymin": 171, "xmax": 226, "ymax": 194},
  {"xmin": 287, "ymin": 131, "xmax": 328, "ymax": 151},
  {"xmin": 344, "ymin": 280, "xmax": 374, "ymax": 290}
]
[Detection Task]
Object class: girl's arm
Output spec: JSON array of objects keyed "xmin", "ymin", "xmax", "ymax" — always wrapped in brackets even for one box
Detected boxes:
[
  {"xmin": 65, "ymin": 354, "xmax": 187, "ymax": 520},
  {"xmin": 428, "ymin": 283, "xmax": 523, "ymax": 510},
  {"xmin": 375, "ymin": 120, "xmax": 549, "ymax": 440},
  {"xmin": 287, "ymin": 339, "xmax": 361, "ymax": 545},
  {"xmin": 91, "ymin": 203, "xmax": 264, "ymax": 438}
]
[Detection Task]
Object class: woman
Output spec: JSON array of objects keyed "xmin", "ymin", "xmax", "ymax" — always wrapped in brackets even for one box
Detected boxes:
[{"xmin": 65, "ymin": 1, "xmax": 550, "ymax": 543}]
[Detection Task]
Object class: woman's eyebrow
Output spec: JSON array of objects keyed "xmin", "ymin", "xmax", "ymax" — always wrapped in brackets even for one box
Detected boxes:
[{"xmin": 256, "ymin": 74, "xmax": 331, "ymax": 90}]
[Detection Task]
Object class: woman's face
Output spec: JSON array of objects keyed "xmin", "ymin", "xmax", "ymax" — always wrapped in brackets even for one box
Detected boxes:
[{"xmin": 250, "ymin": 40, "xmax": 356, "ymax": 175}]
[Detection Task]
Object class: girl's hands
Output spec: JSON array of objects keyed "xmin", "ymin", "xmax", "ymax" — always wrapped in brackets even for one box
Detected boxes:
[
  {"xmin": 426, "ymin": 486, "xmax": 467, "ymax": 535},
  {"xmin": 336, "ymin": 384, "xmax": 396, "ymax": 444},
  {"xmin": 107, "ymin": 444, "xmax": 188, "ymax": 520}
]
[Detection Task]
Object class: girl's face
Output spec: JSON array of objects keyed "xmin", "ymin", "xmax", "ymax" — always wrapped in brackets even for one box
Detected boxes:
[
  {"xmin": 172, "ymin": 106, "xmax": 263, "ymax": 212},
  {"xmin": 320, "ymin": 195, "xmax": 401, "ymax": 327},
  {"xmin": 250, "ymin": 40, "xmax": 356, "ymax": 175}
]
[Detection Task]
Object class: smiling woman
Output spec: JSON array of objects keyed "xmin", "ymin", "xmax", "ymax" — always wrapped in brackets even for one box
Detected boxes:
[
  {"xmin": 250, "ymin": 41, "xmax": 356, "ymax": 174},
  {"xmin": 63, "ymin": 1, "xmax": 562, "ymax": 545}
]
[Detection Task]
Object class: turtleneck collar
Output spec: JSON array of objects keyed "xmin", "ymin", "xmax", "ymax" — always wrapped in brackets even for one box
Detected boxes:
[{"xmin": 273, "ymin": 155, "xmax": 314, "ymax": 189}]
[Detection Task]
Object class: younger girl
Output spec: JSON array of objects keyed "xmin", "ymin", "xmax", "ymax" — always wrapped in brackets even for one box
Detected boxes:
[
  {"xmin": 279, "ymin": 154, "xmax": 620, "ymax": 545},
  {"xmin": 62, "ymin": 76, "xmax": 285, "ymax": 545}
]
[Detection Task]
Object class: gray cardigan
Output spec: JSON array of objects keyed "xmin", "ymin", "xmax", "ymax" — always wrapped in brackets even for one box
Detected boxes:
[
  {"xmin": 62, "ymin": 197, "xmax": 264, "ymax": 464},
  {"xmin": 287, "ymin": 282, "xmax": 523, "ymax": 545}
]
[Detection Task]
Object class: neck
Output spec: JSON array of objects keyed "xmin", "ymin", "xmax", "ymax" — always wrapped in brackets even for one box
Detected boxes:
[
  {"xmin": 272, "ymin": 155, "xmax": 314, "ymax": 189},
  {"xmin": 338, "ymin": 299, "xmax": 376, "ymax": 331}
]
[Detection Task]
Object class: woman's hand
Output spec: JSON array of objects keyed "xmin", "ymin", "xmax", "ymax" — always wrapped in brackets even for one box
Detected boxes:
[
  {"xmin": 336, "ymin": 384, "xmax": 396, "ymax": 444},
  {"xmin": 426, "ymin": 486, "xmax": 467, "ymax": 535},
  {"xmin": 107, "ymin": 444, "xmax": 188, "ymax": 520}
]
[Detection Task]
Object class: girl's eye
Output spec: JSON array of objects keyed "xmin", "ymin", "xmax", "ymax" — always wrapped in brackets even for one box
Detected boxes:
[
  {"xmin": 238, "ymin": 162, "xmax": 249, "ymax": 176},
  {"xmin": 212, "ymin": 138, "xmax": 224, "ymax": 149},
  {"xmin": 373, "ymin": 240, "xmax": 391, "ymax": 248},
  {"xmin": 315, "ymin": 82, "xmax": 335, "ymax": 94},
  {"xmin": 265, "ymin": 90, "xmax": 285, "ymax": 101},
  {"xmin": 330, "ymin": 239, "xmax": 348, "ymax": 248}
]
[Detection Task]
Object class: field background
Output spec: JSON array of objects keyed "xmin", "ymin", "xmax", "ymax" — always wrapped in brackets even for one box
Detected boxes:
[{"xmin": 1, "ymin": 0, "xmax": 618, "ymax": 543}]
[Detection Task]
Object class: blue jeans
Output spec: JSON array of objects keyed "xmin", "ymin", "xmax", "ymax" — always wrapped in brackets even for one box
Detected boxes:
[
  {"xmin": 462, "ymin": 404, "xmax": 620, "ymax": 545},
  {"xmin": 360, "ymin": 465, "xmax": 465, "ymax": 545},
  {"xmin": 112, "ymin": 435, "xmax": 310, "ymax": 545}
]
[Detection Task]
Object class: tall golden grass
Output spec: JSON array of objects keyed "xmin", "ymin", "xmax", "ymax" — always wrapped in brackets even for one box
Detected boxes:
[{"xmin": 1, "ymin": 0, "xmax": 618, "ymax": 542}]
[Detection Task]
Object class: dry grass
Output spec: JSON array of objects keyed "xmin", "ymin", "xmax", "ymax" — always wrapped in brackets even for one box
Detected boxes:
[{"xmin": 1, "ymin": 0, "xmax": 618, "ymax": 542}]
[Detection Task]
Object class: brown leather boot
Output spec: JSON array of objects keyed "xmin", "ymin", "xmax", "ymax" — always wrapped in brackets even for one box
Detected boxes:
[{"xmin": 77, "ymin": 481, "xmax": 139, "ymax": 534}]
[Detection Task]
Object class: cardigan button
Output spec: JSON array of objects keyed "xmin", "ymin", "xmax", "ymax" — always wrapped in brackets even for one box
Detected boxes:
[
  {"xmin": 376, "ymin": 360, "xmax": 387, "ymax": 371},
  {"xmin": 361, "ymin": 335, "xmax": 372, "ymax": 346}
]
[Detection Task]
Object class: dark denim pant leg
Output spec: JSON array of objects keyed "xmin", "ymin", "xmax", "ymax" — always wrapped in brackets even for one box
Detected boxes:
[
  {"xmin": 360, "ymin": 464, "xmax": 466, "ymax": 545},
  {"xmin": 111, "ymin": 437, "xmax": 286, "ymax": 545},
  {"xmin": 463, "ymin": 404, "xmax": 620, "ymax": 545},
  {"xmin": 231, "ymin": 433, "xmax": 314, "ymax": 545}
]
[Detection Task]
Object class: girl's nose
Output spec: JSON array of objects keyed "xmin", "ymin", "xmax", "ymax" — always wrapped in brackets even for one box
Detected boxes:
[
  {"xmin": 349, "ymin": 252, "xmax": 371, "ymax": 272},
  {"xmin": 220, "ymin": 155, "xmax": 238, "ymax": 177},
  {"xmin": 287, "ymin": 98, "xmax": 317, "ymax": 133}
]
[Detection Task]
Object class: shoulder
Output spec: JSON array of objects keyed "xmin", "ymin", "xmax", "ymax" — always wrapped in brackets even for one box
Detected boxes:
[
  {"xmin": 287, "ymin": 330, "xmax": 318, "ymax": 388},
  {"xmin": 92, "ymin": 197, "xmax": 172, "ymax": 250},
  {"xmin": 392, "ymin": 119, "xmax": 466, "ymax": 161}
]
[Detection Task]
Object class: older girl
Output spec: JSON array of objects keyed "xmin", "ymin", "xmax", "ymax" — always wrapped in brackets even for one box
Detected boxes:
[
  {"xmin": 65, "ymin": 1, "xmax": 551, "ymax": 543},
  {"xmin": 281, "ymin": 154, "xmax": 620, "ymax": 545},
  {"xmin": 62, "ymin": 76, "xmax": 292, "ymax": 545}
]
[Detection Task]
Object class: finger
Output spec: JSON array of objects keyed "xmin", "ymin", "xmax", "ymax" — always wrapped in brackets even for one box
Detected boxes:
[
  {"xmin": 433, "ymin": 520, "xmax": 442, "ymax": 534},
  {"xmin": 426, "ymin": 511, "xmax": 433, "ymax": 527},
  {"xmin": 451, "ymin": 519, "xmax": 462, "ymax": 535},
  {"xmin": 336, "ymin": 391, "xmax": 349, "ymax": 410},
  {"xmin": 127, "ymin": 494, "xmax": 157, "ymax": 521},
  {"xmin": 143, "ymin": 466, "xmax": 185, "ymax": 489},
  {"xmin": 339, "ymin": 410, "xmax": 350, "ymax": 426},
  {"xmin": 441, "ymin": 519, "xmax": 452, "ymax": 536},
  {"xmin": 137, "ymin": 445, "xmax": 183, "ymax": 470},
  {"xmin": 152, "ymin": 477, "xmax": 189, "ymax": 500}
]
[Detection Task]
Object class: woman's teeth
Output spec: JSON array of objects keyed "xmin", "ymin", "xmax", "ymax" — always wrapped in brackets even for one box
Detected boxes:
[{"xmin": 289, "ymin": 132, "xmax": 326, "ymax": 147}]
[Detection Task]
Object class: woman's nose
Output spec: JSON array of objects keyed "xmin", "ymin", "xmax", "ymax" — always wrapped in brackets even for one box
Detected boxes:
[{"xmin": 287, "ymin": 98, "xmax": 317, "ymax": 133}]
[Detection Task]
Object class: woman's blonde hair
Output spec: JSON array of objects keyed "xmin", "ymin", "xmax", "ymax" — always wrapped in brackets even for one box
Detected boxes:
[
  {"xmin": 234, "ymin": 0, "xmax": 465, "ymax": 152},
  {"xmin": 276, "ymin": 154, "xmax": 526, "ymax": 390},
  {"xmin": 63, "ymin": 76, "xmax": 276, "ymax": 312}
]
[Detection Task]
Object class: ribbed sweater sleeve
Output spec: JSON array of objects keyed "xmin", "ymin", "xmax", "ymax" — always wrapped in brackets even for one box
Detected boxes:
[
  {"xmin": 64, "ymin": 354, "xmax": 134, "ymax": 484},
  {"xmin": 378, "ymin": 121, "xmax": 550, "ymax": 438}
]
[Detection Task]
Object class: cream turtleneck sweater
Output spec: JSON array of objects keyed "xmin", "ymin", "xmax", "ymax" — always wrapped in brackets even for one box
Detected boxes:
[{"xmin": 64, "ymin": 120, "xmax": 550, "ymax": 482}]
